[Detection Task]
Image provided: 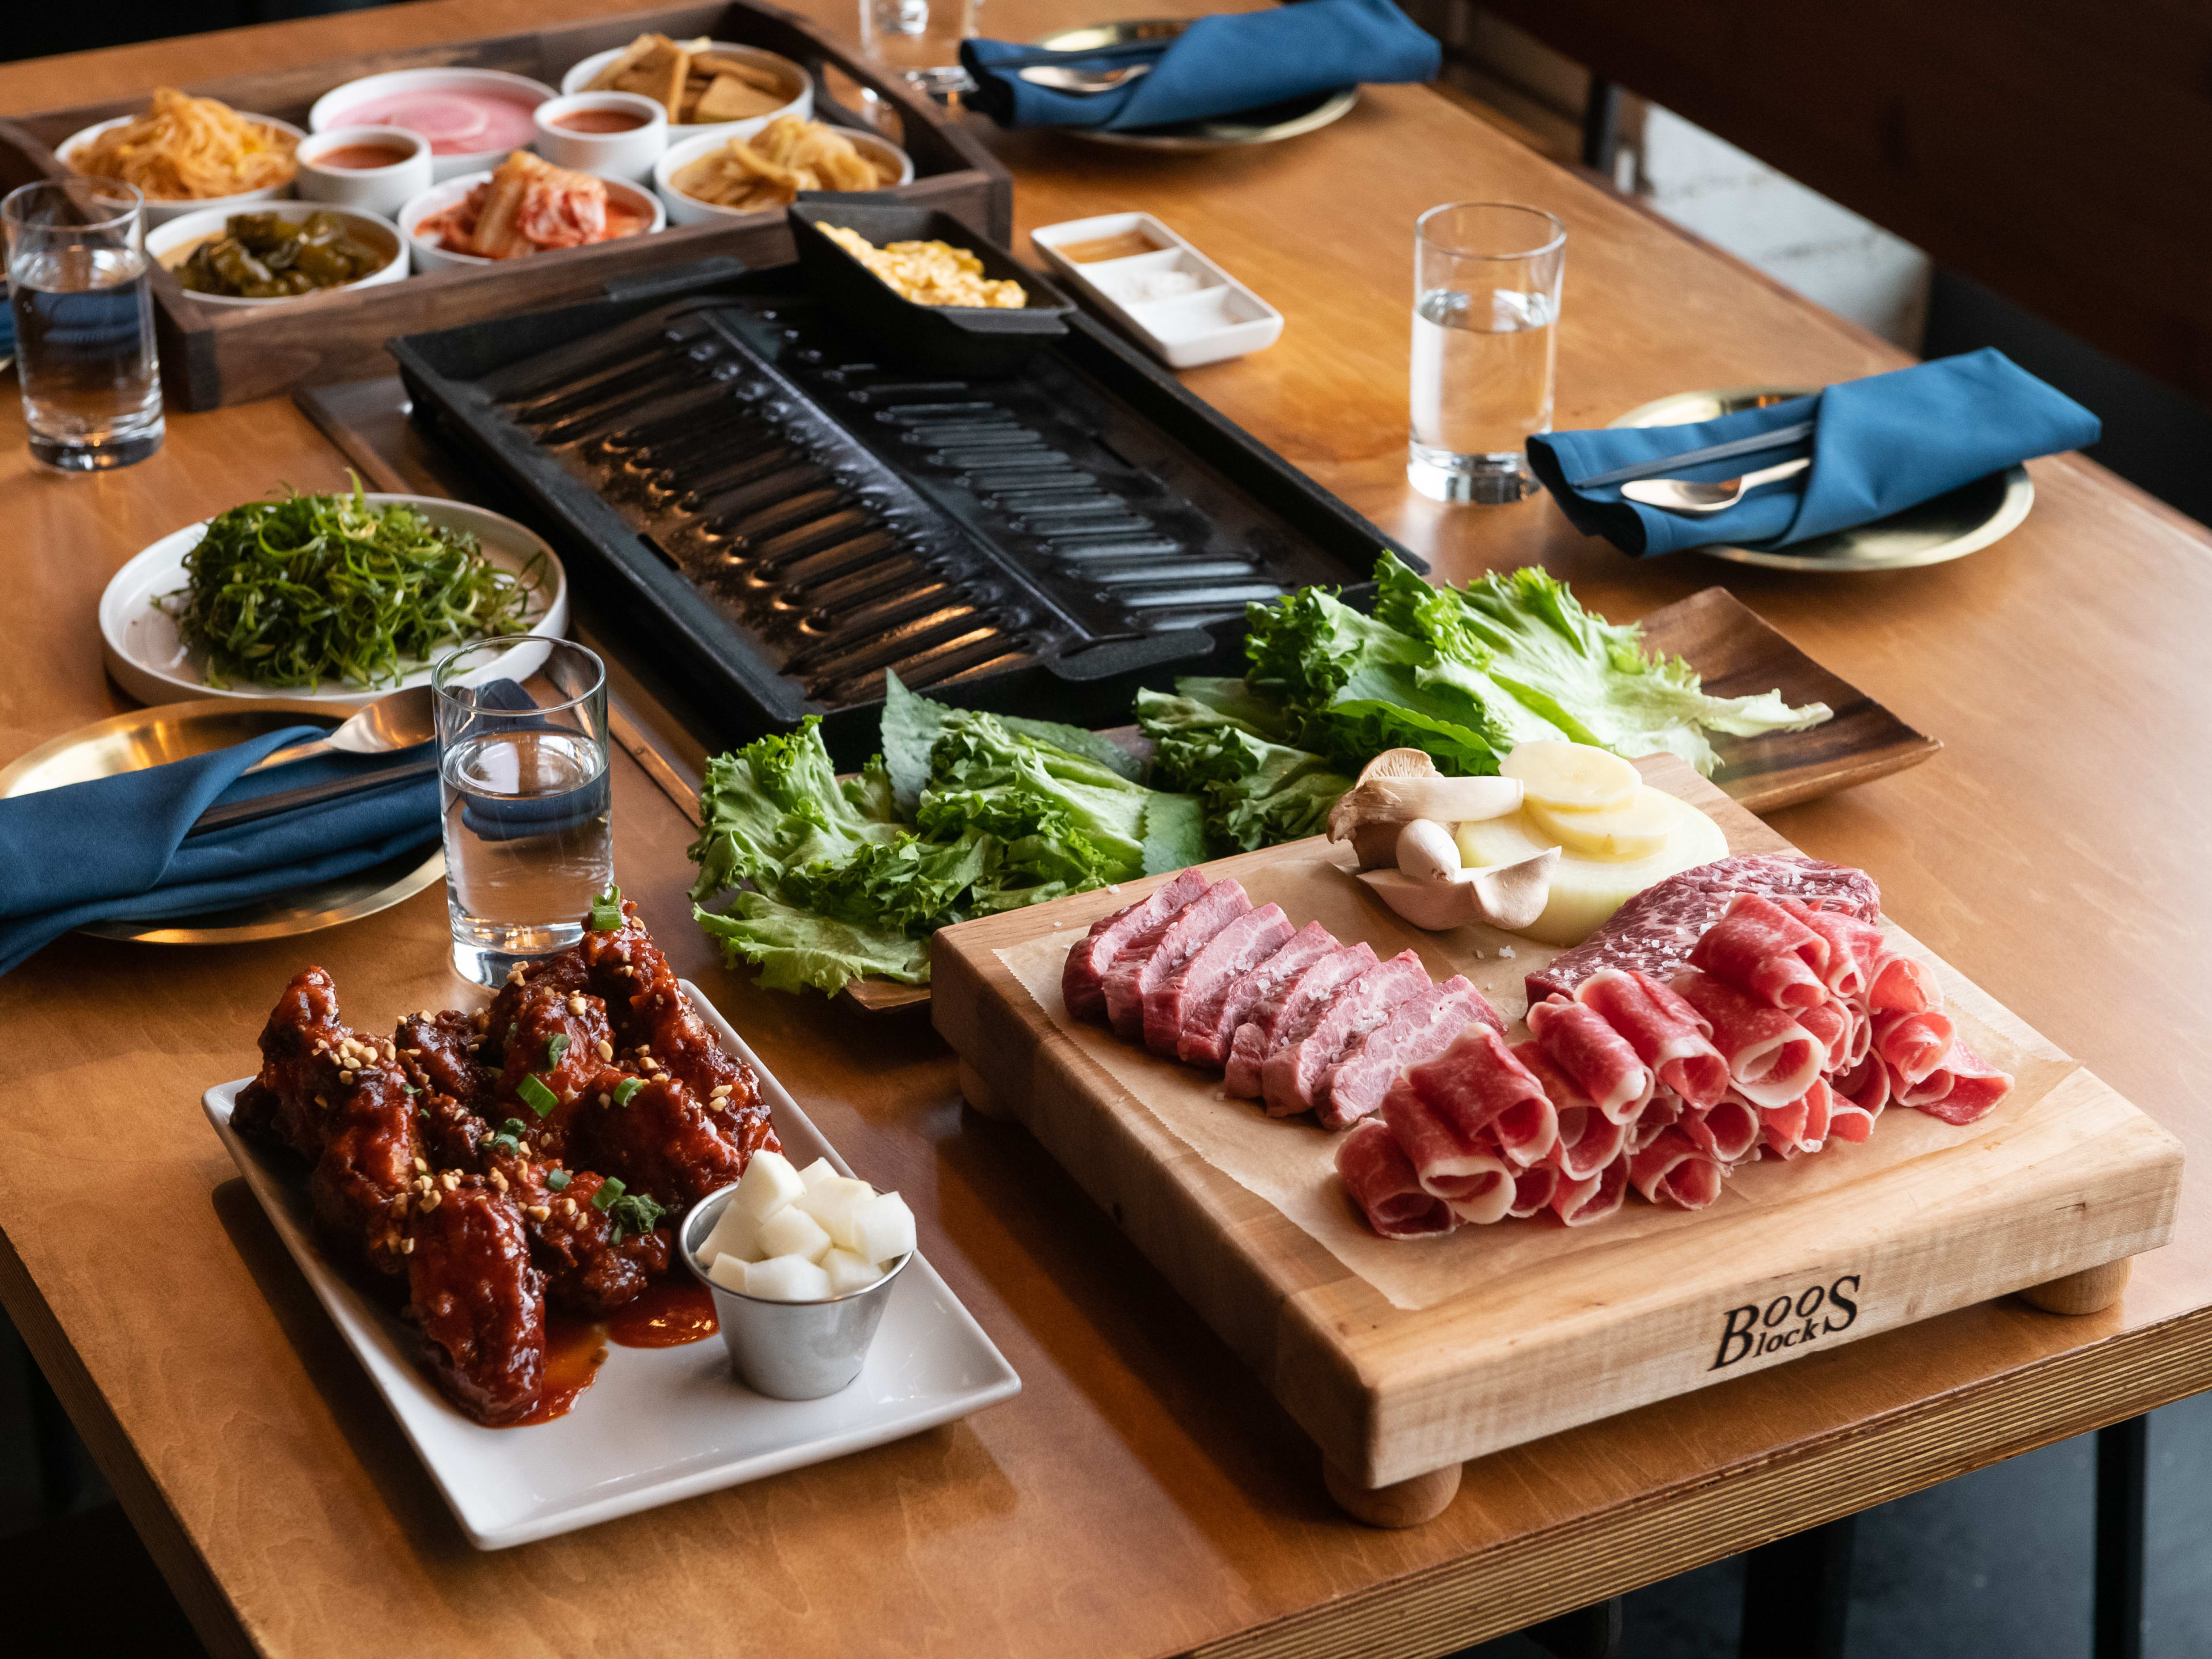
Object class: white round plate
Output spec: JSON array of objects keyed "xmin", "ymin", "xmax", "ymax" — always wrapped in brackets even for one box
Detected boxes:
[
  {"xmin": 58, "ymin": 112, "xmax": 306, "ymax": 226},
  {"xmin": 308, "ymin": 68, "xmax": 558, "ymax": 183},
  {"xmin": 400, "ymin": 169, "xmax": 665, "ymax": 274},
  {"xmin": 100, "ymin": 494, "xmax": 568, "ymax": 707},
  {"xmin": 653, "ymin": 125, "xmax": 910, "ymax": 226},
  {"xmin": 146, "ymin": 200, "xmax": 408, "ymax": 305},
  {"xmin": 561, "ymin": 41, "xmax": 810, "ymax": 141}
]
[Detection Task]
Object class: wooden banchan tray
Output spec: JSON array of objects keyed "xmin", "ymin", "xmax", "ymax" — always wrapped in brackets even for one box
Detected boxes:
[
  {"xmin": 0, "ymin": 2, "xmax": 1010, "ymax": 410},
  {"xmin": 931, "ymin": 755, "xmax": 2184, "ymax": 1525}
]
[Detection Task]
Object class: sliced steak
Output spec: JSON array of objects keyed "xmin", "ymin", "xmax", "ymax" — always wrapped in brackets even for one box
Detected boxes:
[
  {"xmin": 1317, "ymin": 976, "xmax": 1496, "ymax": 1131},
  {"xmin": 1145, "ymin": 902, "xmax": 1293, "ymax": 1057},
  {"xmin": 1224, "ymin": 942, "xmax": 1378, "ymax": 1099},
  {"xmin": 1060, "ymin": 868, "xmax": 1209, "ymax": 1021},
  {"xmin": 1179, "ymin": 922, "xmax": 1337, "ymax": 1068},
  {"xmin": 1103, "ymin": 880, "xmax": 1253, "ymax": 1041},
  {"xmin": 1262, "ymin": 950, "xmax": 1430, "ymax": 1118}
]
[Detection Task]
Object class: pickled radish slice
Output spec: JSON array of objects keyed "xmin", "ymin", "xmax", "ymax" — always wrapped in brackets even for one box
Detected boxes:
[{"xmin": 1500, "ymin": 741, "xmax": 1641, "ymax": 812}]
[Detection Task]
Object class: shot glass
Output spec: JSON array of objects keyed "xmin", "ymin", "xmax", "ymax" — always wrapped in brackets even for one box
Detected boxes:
[
  {"xmin": 1408, "ymin": 202, "xmax": 1565, "ymax": 505},
  {"xmin": 3, "ymin": 179, "xmax": 164, "ymax": 473},
  {"xmin": 432, "ymin": 637, "xmax": 613, "ymax": 986}
]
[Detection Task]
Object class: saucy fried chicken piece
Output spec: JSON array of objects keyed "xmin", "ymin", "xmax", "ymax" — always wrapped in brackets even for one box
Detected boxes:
[
  {"xmin": 494, "ymin": 984, "xmax": 616, "ymax": 1157},
  {"xmin": 510, "ymin": 1159, "xmax": 671, "ymax": 1316},
  {"xmin": 395, "ymin": 1010, "xmax": 495, "ymax": 1116},
  {"xmin": 310, "ymin": 1061, "xmax": 421, "ymax": 1278},
  {"xmin": 480, "ymin": 896, "xmax": 673, "ymax": 1065},
  {"xmin": 406, "ymin": 1176, "xmax": 546, "ymax": 1426},
  {"xmin": 570, "ymin": 1075, "xmax": 751, "ymax": 1207},
  {"xmin": 412, "ymin": 1090, "xmax": 488, "ymax": 1172},
  {"xmin": 234, "ymin": 966, "xmax": 353, "ymax": 1159}
]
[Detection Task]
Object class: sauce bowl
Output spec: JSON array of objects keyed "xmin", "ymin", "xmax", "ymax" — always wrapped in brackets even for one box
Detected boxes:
[
  {"xmin": 296, "ymin": 126, "xmax": 434, "ymax": 219},
  {"xmin": 310, "ymin": 67, "xmax": 556, "ymax": 183},
  {"xmin": 532, "ymin": 91, "xmax": 668, "ymax": 185}
]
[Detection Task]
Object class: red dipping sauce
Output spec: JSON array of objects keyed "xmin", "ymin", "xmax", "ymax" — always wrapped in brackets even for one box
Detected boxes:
[
  {"xmin": 607, "ymin": 1279, "xmax": 719, "ymax": 1349},
  {"xmin": 310, "ymin": 142, "xmax": 415, "ymax": 171},
  {"xmin": 551, "ymin": 108, "xmax": 650, "ymax": 134}
]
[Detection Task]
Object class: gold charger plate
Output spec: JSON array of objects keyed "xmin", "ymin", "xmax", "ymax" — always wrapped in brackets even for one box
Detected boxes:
[
  {"xmin": 0, "ymin": 698, "xmax": 442, "ymax": 946},
  {"xmin": 1032, "ymin": 19, "xmax": 1358, "ymax": 151},
  {"xmin": 1610, "ymin": 386, "xmax": 2033, "ymax": 572}
]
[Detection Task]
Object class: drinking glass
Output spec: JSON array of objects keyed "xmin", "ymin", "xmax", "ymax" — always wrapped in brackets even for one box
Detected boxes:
[
  {"xmin": 1408, "ymin": 202, "xmax": 1565, "ymax": 505},
  {"xmin": 433, "ymin": 638, "xmax": 614, "ymax": 986},
  {"xmin": 861, "ymin": 0, "xmax": 980, "ymax": 97},
  {"xmin": 3, "ymin": 179, "xmax": 164, "ymax": 473}
]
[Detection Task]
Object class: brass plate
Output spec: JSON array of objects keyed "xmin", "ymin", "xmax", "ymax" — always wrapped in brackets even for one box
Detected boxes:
[
  {"xmin": 0, "ymin": 698, "xmax": 442, "ymax": 946},
  {"xmin": 1609, "ymin": 386, "xmax": 2033, "ymax": 572},
  {"xmin": 1032, "ymin": 20, "xmax": 1358, "ymax": 151}
]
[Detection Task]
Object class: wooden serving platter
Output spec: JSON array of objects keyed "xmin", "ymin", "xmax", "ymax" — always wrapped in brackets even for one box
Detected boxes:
[
  {"xmin": 0, "ymin": 1, "xmax": 1010, "ymax": 410},
  {"xmin": 930, "ymin": 756, "xmax": 2182, "ymax": 1520}
]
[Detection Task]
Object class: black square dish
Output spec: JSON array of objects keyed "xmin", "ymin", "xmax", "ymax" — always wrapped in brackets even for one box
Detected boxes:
[{"xmin": 789, "ymin": 203, "xmax": 1074, "ymax": 375}]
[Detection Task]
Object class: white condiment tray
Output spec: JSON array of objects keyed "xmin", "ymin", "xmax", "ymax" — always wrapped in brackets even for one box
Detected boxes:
[{"xmin": 1031, "ymin": 212, "xmax": 1282, "ymax": 370}]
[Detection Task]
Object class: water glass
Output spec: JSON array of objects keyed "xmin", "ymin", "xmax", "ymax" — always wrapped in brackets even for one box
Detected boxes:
[
  {"xmin": 861, "ymin": 0, "xmax": 979, "ymax": 97},
  {"xmin": 3, "ymin": 179, "xmax": 164, "ymax": 473},
  {"xmin": 1408, "ymin": 202, "xmax": 1565, "ymax": 505},
  {"xmin": 433, "ymin": 638, "xmax": 613, "ymax": 986}
]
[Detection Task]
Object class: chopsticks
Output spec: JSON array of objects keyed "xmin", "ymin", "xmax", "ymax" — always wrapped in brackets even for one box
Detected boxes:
[
  {"xmin": 185, "ymin": 756, "xmax": 437, "ymax": 839},
  {"xmin": 1569, "ymin": 418, "xmax": 1816, "ymax": 490}
]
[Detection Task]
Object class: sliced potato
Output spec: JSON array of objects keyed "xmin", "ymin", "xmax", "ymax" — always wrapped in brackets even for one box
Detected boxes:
[
  {"xmin": 1526, "ymin": 787, "xmax": 1677, "ymax": 861},
  {"xmin": 1499, "ymin": 740, "xmax": 1640, "ymax": 812},
  {"xmin": 1456, "ymin": 791, "xmax": 1728, "ymax": 945}
]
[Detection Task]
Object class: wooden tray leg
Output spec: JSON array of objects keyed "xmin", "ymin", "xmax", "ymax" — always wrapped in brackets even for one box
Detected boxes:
[
  {"xmin": 2020, "ymin": 1256, "xmax": 2133, "ymax": 1316},
  {"xmin": 957, "ymin": 1059, "xmax": 1017, "ymax": 1123},
  {"xmin": 1323, "ymin": 1456, "xmax": 1461, "ymax": 1528}
]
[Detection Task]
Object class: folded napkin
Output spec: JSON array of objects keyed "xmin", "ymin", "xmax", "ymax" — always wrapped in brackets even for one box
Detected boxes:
[
  {"xmin": 960, "ymin": 0, "xmax": 1440, "ymax": 131},
  {"xmin": 0, "ymin": 724, "xmax": 441, "ymax": 976},
  {"xmin": 1525, "ymin": 349, "xmax": 2100, "ymax": 557}
]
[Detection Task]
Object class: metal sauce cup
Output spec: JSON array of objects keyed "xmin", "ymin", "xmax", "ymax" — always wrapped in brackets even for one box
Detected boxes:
[{"xmin": 681, "ymin": 1182, "xmax": 911, "ymax": 1400}]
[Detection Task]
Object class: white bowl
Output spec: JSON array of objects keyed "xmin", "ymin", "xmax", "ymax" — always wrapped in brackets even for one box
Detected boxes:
[
  {"xmin": 532, "ymin": 91, "xmax": 667, "ymax": 184},
  {"xmin": 400, "ymin": 168, "xmax": 665, "ymax": 274},
  {"xmin": 653, "ymin": 126, "xmax": 911, "ymax": 227},
  {"xmin": 147, "ymin": 201, "xmax": 408, "ymax": 306},
  {"xmin": 296, "ymin": 126, "xmax": 435, "ymax": 219},
  {"xmin": 100, "ymin": 495, "xmax": 568, "ymax": 707},
  {"xmin": 58, "ymin": 112, "xmax": 305, "ymax": 227},
  {"xmin": 561, "ymin": 41, "xmax": 810, "ymax": 141},
  {"xmin": 310, "ymin": 68, "xmax": 555, "ymax": 183}
]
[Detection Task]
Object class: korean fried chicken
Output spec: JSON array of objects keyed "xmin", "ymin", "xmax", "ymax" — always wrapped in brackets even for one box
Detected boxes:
[{"xmin": 235, "ymin": 899, "xmax": 772, "ymax": 1426}]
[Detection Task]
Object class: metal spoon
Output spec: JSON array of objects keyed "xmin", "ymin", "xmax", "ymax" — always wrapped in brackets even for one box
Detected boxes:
[
  {"xmin": 1619, "ymin": 456, "xmax": 1810, "ymax": 514},
  {"xmin": 238, "ymin": 684, "xmax": 438, "ymax": 775},
  {"xmin": 1017, "ymin": 62, "xmax": 1153, "ymax": 93}
]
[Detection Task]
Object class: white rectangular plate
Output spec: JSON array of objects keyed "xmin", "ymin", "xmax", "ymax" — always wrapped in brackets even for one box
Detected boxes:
[{"xmin": 204, "ymin": 980, "xmax": 1020, "ymax": 1549}]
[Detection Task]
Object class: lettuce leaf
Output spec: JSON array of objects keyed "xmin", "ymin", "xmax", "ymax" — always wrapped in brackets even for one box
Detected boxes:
[{"xmin": 692, "ymin": 892, "xmax": 930, "ymax": 994}]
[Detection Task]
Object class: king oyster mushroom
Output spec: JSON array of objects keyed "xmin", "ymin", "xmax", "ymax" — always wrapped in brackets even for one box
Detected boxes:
[
  {"xmin": 1357, "ymin": 843, "xmax": 1561, "ymax": 932},
  {"xmin": 1326, "ymin": 749, "xmax": 1524, "ymax": 871}
]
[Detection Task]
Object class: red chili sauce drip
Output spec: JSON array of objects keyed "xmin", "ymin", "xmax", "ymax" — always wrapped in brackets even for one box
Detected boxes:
[
  {"xmin": 507, "ymin": 1313, "xmax": 610, "ymax": 1426},
  {"xmin": 606, "ymin": 1278, "xmax": 719, "ymax": 1349}
]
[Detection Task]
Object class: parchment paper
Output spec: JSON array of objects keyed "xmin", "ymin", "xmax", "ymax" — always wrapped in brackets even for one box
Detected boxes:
[{"xmin": 998, "ymin": 849, "xmax": 2077, "ymax": 1311}]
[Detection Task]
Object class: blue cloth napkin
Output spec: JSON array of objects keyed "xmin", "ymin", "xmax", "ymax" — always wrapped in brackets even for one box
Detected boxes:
[
  {"xmin": 960, "ymin": 0, "xmax": 1440, "ymax": 131},
  {"xmin": 1525, "ymin": 349, "xmax": 2101, "ymax": 557},
  {"xmin": 0, "ymin": 723, "xmax": 441, "ymax": 976}
]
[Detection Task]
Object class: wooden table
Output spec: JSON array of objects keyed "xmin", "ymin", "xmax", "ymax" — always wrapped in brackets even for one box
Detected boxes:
[{"xmin": 3, "ymin": 3, "xmax": 2208, "ymax": 1657}]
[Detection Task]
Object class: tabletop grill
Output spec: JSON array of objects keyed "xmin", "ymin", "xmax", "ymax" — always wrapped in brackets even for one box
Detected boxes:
[{"xmin": 395, "ymin": 268, "xmax": 1415, "ymax": 764}]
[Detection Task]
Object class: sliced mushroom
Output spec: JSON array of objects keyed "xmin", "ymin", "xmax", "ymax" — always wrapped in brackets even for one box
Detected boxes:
[
  {"xmin": 1329, "ymin": 749, "xmax": 1438, "ymax": 870},
  {"xmin": 1465, "ymin": 846, "xmax": 1560, "ymax": 931},
  {"xmin": 1353, "ymin": 844, "xmax": 1560, "ymax": 934},
  {"xmin": 1327, "ymin": 751, "xmax": 1524, "ymax": 870},
  {"xmin": 1395, "ymin": 819, "xmax": 1462, "ymax": 884}
]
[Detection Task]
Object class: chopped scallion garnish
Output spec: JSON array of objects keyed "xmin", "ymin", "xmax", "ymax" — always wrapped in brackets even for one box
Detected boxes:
[
  {"xmin": 589, "ymin": 885, "xmax": 624, "ymax": 931},
  {"xmin": 517, "ymin": 1075, "xmax": 558, "ymax": 1118}
]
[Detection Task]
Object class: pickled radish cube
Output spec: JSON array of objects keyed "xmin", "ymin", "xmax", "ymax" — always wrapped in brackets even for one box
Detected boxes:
[
  {"xmin": 849, "ymin": 1191, "xmax": 916, "ymax": 1266},
  {"xmin": 757, "ymin": 1204, "xmax": 832, "ymax": 1264},
  {"xmin": 794, "ymin": 1176, "xmax": 875, "ymax": 1247},
  {"xmin": 706, "ymin": 1252, "xmax": 751, "ymax": 1293},
  {"xmin": 696, "ymin": 1203, "xmax": 763, "ymax": 1266},
  {"xmin": 797, "ymin": 1157, "xmax": 839, "ymax": 1190},
  {"xmin": 822, "ymin": 1248, "xmax": 883, "ymax": 1296},
  {"xmin": 732, "ymin": 1150, "xmax": 805, "ymax": 1222},
  {"xmin": 744, "ymin": 1253, "xmax": 831, "ymax": 1301}
]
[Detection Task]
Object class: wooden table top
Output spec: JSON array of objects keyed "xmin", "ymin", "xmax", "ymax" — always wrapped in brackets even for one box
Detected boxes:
[{"xmin": 3, "ymin": 4, "xmax": 2209, "ymax": 1658}]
